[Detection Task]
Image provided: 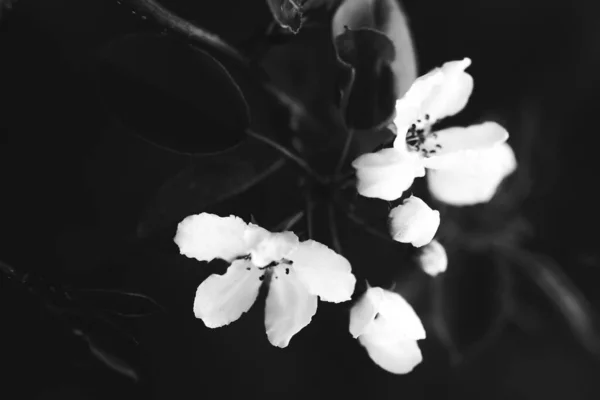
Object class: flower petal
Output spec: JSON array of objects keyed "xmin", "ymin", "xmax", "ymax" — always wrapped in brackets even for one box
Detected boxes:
[
  {"xmin": 359, "ymin": 335, "xmax": 423, "ymax": 374},
  {"xmin": 349, "ymin": 286, "xmax": 384, "ymax": 338},
  {"xmin": 352, "ymin": 148, "xmax": 425, "ymax": 201},
  {"xmin": 264, "ymin": 267, "xmax": 318, "ymax": 348},
  {"xmin": 289, "ymin": 240, "xmax": 356, "ymax": 303},
  {"xmin": 422, "ymin": 122, "xmax": 509, "ymax": 170},
  {"xmin": 393, "ymin": 58, "xmax": 473, "ymax": 133},
  {"xmin": 250, "ymin": 230, "xmax": 299, "ymax": 268},
  {"xmin": 427, "ymin": 142, "xmax": 517, "ymax": 206},
  {"xmin": 175, "ymin": 213, "xmax": 250, "ymax": 262},
  {"xmin": 418, "ymin": 239, "xmax": 448, "ymax": 276},
  {"xmin": 193, "ymin": 260, "xmax": 262, "ymax": 328},
  {"xmin": 389, "ymin": 196, "xmax": 440, "ymax": 247},
  {"xmin": 420, "ymin": 58, "xmax": 473, "ymax": 122}
]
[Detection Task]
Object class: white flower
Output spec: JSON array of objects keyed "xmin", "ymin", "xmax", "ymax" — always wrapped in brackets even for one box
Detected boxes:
[
  {"xmin": 349, "ymin": 287, "xmax": 426, "ymax": 374},
  {"xmin": 426, "ymin": 141, "xmax": 517, "ymax": 206},
  {"xmin": 352, "ymin": 58, "xmax": 509, "ymax": 202},
  {"xmin": 389, "ymin": 196, "xmax": 440, "ymax": 247},
  {"xmin": 174, "ymin": 213, "xmax": 357, "ymax": 348},
  {"xmin": 417, "ymin": 239, "xmax": 447, "ymax": 276}
]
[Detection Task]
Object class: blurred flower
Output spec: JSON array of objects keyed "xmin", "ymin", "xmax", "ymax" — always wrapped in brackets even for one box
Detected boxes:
[
  {"xmin": 426, "ymin": 141, "xmax": 517, "ymax": 206},
  {"xmin": 389, "ymin": 196, "xmax": 440, "ymax": 247},
  {"xmin": 353, "ymin": 58, "xmax": 509, "ymax": 201},
  {"xmin": 350, "ymin": 286, "xmax": 426, "ymax": 374},
  {"xmin": 417, "ymin": 239, "xmax": 447, "ymax": 276},
  {"xmin": 174, "ymin": 213, "xmax": 356, "ymax": 348}
]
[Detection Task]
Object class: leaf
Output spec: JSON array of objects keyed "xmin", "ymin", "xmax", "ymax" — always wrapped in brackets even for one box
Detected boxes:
[
  {"xmin": 93, "ymin": 33, "xmax": 250, "ymax": 155},
  {"xmin": 332, "ymin": 0, "xmax": 417, "ymax": 129},
  {"xmin": 137, "ymin": 138, "xmax": 285, "ymax": 238},
  {"xmin": 334, "ymin": 28, "xmax": 396, "ymax": 130},
  {"xmin": 70, "ymin": 288, "xmax": 166, "ymax": 319}
]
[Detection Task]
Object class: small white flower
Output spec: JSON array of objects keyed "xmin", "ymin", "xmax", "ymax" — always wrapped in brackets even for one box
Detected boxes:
[
  {"xmin": 426, "ymin": 141, "xmax": 517, "ymax": 206},
  {"xmin": 174, "ymin": 213, "xmax": 356, "ymax": 348},
  {"xmin": 349, "ymin": 287, "xmax": 426, "ymax": 374},
  {"xmin": 352, "ymin": 58, "xmax": 509, "ymax": 202},
  {"xmin": 389, "ymin": 196, "xmax": 440, "ymax": 247},
  {"xmin": 417, "ymin": 239, "xmax": 447, "ymax": 276}
]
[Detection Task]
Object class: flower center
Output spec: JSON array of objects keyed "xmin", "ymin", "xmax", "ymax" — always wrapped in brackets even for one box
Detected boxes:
[{"xmin": 405, "ymin": 114, "xmax": 442, "ymax": 157}]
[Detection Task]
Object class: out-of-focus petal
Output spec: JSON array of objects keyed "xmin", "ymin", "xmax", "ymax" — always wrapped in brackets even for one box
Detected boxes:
[
  {"xmin": 418, "ymin": 239, "xmax": 448, "ymax": 276},
  {"xmin": 264, "ymin": 268, "xmax": 318, "ymax": 348},
  {"xmin": 389, "ymin": 196, "xmax": 440, "ymax": 248},
  {"xmin": 250, "ymin": 231, "xmax": 299, "ymax": 268},
  {"xmin": 352, "ymin": 148, "xmax": 425, "ymax": 201},
  {"xmin": 393, "ymin": 58, "xmax": 473, "ymax": 134},
  {"xmin": 427, "ymin": 142, "xmax": 517, "ymax": 206},
  {"xmin": 175, "ymin": 213, "xmax": 251, "ymax": 262},
  {"xmin": 422, "ymin": 122, "xmax": 509, "ymax": 170},
  {"xmin": 193, "ymin": 260, "xmax": 262, "ymax": 328},
  {"xmin": 289, "ymin": 240, "xmax": 356, "ymax": 303},
  {"xmin": 358, "ymin": 335, "xmax": 423, "ymax": 374}
]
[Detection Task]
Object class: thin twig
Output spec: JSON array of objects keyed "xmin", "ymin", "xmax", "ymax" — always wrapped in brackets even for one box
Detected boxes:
[
  {"xmin": 344, "ymin": 209, "xmax": 393, "ymax": 242},
  {"xmin": 273, "ymin": 210, "xmax": 305, "ymax": 232},
  {"xmin": 304, "ymin": 187, "xmax": 315, "ymax": 240},
  {"xmin": 334, "ymin": 68, "xmax": 356, "ymax": 176},
  {"xmin": 246, "ymin": 129, "xmax": 327, "ymax": 184}
]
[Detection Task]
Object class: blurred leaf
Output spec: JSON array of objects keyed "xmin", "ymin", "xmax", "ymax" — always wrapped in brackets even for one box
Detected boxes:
[
  {"xmin": 94, "ymin": 33, "xmax": 250, "ymax": 155},
  {"xmin": 137, "ymin": 139, "xmax": 285, "ymax": 238},
  {"xmin": 504, "ymin": 248, "xmax": 600, "ymax": 357},
  {"xmin": 74, "ymin": 329, "xmax": 139, "ymax": 382},
  {"xmin": 332, "ymin": 0, "xmax": 417, "ymax": 128},
  {"xmin": 334, "ymin": 27, "xmax": 396, "ymax": 130},
  {"xmin": 70, "ymin": 288, "xmax": 165, "ymax": 318}
]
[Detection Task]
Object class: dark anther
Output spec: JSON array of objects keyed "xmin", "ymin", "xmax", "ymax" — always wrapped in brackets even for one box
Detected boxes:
[
  {"xmin": 425, "ymin": 114, "xmax": 430, "ymax": 120},
  {"xmin": 285, "ymin": 268, "xmax": 290, "ymax": 275},
  {"xmin": 281, "ymin": 258, "xmax": 293, "ymax": 265},
  {"xmin": 259, "ymin": 274, "xmax": 265, "ymax": 281},
  {"xmin": 236, "ymin": 254, "xmax": 251, "ymax": 261},
  {"xmin": 435, "ymin": 144, "xmax": 442, "ymax": 149},
  {"xmin": 374, "ymin": 312, "xmax": 380, "ymax": 320},
  {"xmin": 246, "ymin": 267, "xmax": 251, "ymax": 271}
]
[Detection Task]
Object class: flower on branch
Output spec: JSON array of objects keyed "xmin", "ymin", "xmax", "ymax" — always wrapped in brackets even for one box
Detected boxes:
[
  {"xmin": 353, "ymin": 58, "xmax": 512, "ymax": 204},
  {"xmin": 349, "ymin": 286, "xmax": 426, "ymax": 374},
  {"xmin": 174, "ymin": 213, "xmax": 356, "ymax": 348}
]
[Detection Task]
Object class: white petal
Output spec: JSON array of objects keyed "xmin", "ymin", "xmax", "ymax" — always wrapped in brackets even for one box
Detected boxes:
[
  {"xmin": 427, "ymin": 142, "xmax": 517, "ymax": 206},
  {"xmin": 421, "ymin": 58, "xmax": 474, "ymax": 122},
  {"xmin": 393, "ymin": 58, "xmax": 473, "ymax": 133},
  {"xmin": 422, "ymin": 122, "xmax": 509, "ymax": 170},
  {"xmin": 288, "ymin": 240, "xmax": 356, "ymax": 303},
  {"xmin": 350, "ymin": 287, "xmax": 425, "ymax": 341},
  {"xmin": 174, "ymin": 213, "xmax": 250, "ymax": 262},
  {"xmin": 359, "ymin": 336, "xmax": 423, "ymax": 374},
  {"xmin": 250, "ymin": 230, "xmax": 299, "ymax": 268},
  {"xmin": 418, "ymin": 239, "xmax": 448, "ymax": 276},
  {"xmin": 389, "ymin": 196, "xmax": 440, "ymax": 248},
  {"xmin": 264, "ymin": 267, "xmax": 318, "ymax": 348},
  {"xmin": 349, "ymin": 286, "xmax": 384, "ymax": 338},
  {"xmin": 193, "ymin": 260, "xmax": 262, "ymax": 328},
  {"xmin": 352, "ymin": 148, "xmax": 425, "ymax": 201}
]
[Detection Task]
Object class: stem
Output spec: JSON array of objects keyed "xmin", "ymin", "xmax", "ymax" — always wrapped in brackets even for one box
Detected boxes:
[
  {"xmin": 334, "ymin": 68, "xmax": 356, "ymax": 176},
  {"xmin": 247, "ymin": 129, "xmax": 327, "ymax": 184},
  {"xmin": 334, "ymin": 128, "xmax": 354, "ymax": 176},
  {"xmin": 304, "ymin": 186, "xmax": 315, "ymax": 240},
  {"xmin": 273, "ymin": 210, "xmax": 305, "ymax": 232},
  {"xmin": 328, "ymin": 202, "xmax": 343, "ymax": 253},
  {"xmin": 344, "ymin": 208, "xmax": 393, "ymax": 243}
]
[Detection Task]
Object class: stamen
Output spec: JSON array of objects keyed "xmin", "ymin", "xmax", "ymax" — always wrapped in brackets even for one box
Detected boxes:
[{"xmin": 404, "ymin": 114, "xmax": 443, "ymax": 157}]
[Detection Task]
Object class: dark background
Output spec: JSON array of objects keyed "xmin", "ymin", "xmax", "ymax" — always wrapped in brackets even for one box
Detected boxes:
[{"xmin": 1, "ymin": 0, "xmax": 600, "ymax": 399}]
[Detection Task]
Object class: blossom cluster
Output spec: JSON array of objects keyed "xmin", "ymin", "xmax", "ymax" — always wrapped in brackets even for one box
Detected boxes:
[{"xmin": 173, "ymin": 59, "xmax": 516, "ymax": 375}]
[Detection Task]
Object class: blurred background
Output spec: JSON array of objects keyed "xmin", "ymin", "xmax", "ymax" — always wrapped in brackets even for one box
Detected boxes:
[{"xmin": 1, "ymin": 0, "xmax": 600, "ymax": 399}]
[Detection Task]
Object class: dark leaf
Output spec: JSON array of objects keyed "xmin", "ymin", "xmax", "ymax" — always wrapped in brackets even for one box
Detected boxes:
[
  {"xmin": 334, "ymin": 28, "xmax": 396, "ymax": 130},
  {"xmin": 94, "ymin": 33, "xmax": 250, "ymax": 155},
  {"xmin": 69, "ymin": 288, "xmax": 165, "ymax": 318},
  {"xmin": 332, "ymin": 0, "xmax": 417, "ymax": 129},
  {"xmin": 74, "ymin": 329, "xmax": 139, "ymax": 382},
  {"xmin": 137, "ymin": 139, "xmax": 285, "ymax": 238}
]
